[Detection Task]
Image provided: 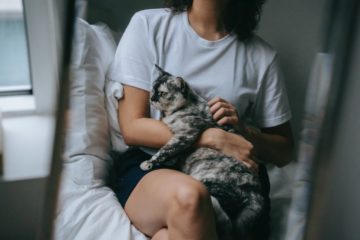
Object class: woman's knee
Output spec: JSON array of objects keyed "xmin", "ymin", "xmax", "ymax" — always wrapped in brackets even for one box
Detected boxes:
[
  {"xmin": 170, "ymin": 179, "xmax": 211, "ymax": 214},
  {"xmin": 151, "ymin": 228, "xmax": 168, "ymax": 240}
]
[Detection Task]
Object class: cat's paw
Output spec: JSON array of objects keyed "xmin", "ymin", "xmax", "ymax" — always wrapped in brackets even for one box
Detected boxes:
[{"xmin": 140, "ymin": 160, "xmax": 153, "ymax": 171}]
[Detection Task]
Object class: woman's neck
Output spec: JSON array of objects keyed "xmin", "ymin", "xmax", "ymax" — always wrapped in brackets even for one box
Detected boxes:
[{"xmin": 188, "ymin": 0, "xmax": 228, "ymax": 41}]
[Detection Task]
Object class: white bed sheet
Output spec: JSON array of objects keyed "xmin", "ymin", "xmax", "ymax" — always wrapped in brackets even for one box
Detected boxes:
[
  {"xmin": 54, "ymin": 159, "xmax": 148, "ymax": 240},
  {"xmin": 267, "ymin": 161, "xmax": 297, "ymax": 240},
  {"xmin": 54, "ymin": 18, "xmax": 148, "ymax": 240}
]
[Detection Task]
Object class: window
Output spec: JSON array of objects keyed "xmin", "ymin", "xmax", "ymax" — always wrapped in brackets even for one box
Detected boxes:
[
  {"xmin": 0, "ymin": 0, "xmax": 32, "ymax": 96},
  {"xmin": 0, "ymin": 0, "xmax": 61, "ymax": 114}
]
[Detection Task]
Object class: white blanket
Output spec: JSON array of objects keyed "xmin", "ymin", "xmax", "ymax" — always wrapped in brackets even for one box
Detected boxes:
[
  {"xmin": 54, "ymin": 18, "xmax": 147, "ymax": 240},
  {"xmin": 55, "ymin": 158, "xmax": 148, "ymax": 240}
]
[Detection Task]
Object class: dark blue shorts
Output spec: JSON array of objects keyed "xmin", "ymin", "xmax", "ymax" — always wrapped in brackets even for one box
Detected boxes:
[
  {"xmin": 110, "ymin": 148, "xmax": 163, "ymax": 207},
  {"xmin": 110, "ymin": 148, "xmax": 270, "ymax": 239}
]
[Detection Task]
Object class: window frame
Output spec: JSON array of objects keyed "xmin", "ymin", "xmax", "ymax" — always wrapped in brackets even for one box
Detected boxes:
[
  {"xmin": 22, "ymin": 0, "xmax": 61, "ymax": 114},
  {"xmin": 0, "ymin": 0, "xmax": 61, "ymax": 115},
  {"xmin": 0, "ymin": 1, "xmax": 33, "ymax": 97}
]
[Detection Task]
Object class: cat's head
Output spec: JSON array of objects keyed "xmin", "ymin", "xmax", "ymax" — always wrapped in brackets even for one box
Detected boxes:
[{"xmin": 150, "ymin": 64, "xmax": 190, "ymax": 113}]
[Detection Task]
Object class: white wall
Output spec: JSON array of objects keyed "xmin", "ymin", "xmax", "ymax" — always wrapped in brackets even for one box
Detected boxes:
[
  {"xmin": 305, "ymin": 4, "xmax": 360, "ymax": 238},
  {"xmin": 258, "ymin": 0, "xmax": 328, "ymax": 142},
  {"xmin": 256, "ymin": 2, "xmax": 328, "ymax": 238}
]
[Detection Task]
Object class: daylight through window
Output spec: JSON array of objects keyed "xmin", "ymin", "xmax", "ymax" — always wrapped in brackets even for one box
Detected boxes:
[{"xmin": 0, "ymin": 0, "xmax": 32, "ymax": 96}]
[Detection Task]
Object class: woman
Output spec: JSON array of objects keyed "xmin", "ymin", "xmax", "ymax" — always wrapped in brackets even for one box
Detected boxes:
[{"xmin": 108, "ymin": 0, "xmax": 294, "ymax": 239}]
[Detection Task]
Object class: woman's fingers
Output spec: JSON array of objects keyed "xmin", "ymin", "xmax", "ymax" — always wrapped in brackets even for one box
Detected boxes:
[
  {"xmin": 212, "ymin": 107, "xmax": 235, "ymax": 121},
  {"xmin": 217, "ymin": 116, "xmax": 238, "ymax": 126},
  {"xmin": 208, "ymin": 97, "xmax": 239, "ymax": 125},
  {"xmin": 210, "ymin": 129, "xmax": 259, "ymax": 173},
  {"xmin": 215, "ymin": 109, "xmax": 238, "ymax": 126},
  {"xmin": 208, "ymin": 99, "xmax": 258, "ymax": 172},
  {"xmin": 240, "ymin": 157, "xmax": 259, "ymax": 174},
  {"xmin": 209, "ymin": 100, "xmax": 233, "ymax": 114},
  {"xmin": 232, "ymin": 152, "xmax": 259, "ymax": 174},
  {"xmin": 208, "ymin": 97, "xmax": 226, "ymax": 107}
]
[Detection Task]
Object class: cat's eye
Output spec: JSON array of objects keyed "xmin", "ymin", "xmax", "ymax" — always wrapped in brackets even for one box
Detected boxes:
[{"xmin": 159, "ymin": 91, "xmax": 167, "ymax": 97}]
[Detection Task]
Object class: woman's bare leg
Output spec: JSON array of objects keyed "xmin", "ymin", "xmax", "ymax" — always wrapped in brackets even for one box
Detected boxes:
[
  {"xmin": 152, "ymin": 228, "xmax": 168, "ymax": 240},
  {"xmin": 124, "ymin": 169, "xmax": 218, "ymax": 240}
]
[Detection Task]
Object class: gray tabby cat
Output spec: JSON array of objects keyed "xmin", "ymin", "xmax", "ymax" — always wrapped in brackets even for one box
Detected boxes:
[{"xmin": 141, "ymin": 65, "xmax": 265, "ymax": 240}]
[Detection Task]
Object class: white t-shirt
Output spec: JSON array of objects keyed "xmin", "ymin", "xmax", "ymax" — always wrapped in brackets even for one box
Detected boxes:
[{"xmin": 108, "ymin": 8, "xmax": 291, "ymax": 128}]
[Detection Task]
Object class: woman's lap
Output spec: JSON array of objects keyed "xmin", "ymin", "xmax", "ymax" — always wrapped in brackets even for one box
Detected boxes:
[
  {"xmin": 110, "ymin": 148, "xmax": 207, "ymax": 235},
  {"xmin": 110, "ymin": 148, "xmax": 158, "ymax": 207},
  {"xmin": 124, "ymin": 168, "xmax": 208, "ymax": 236},
  {"xmin": 110, "ymin": 148, "xmax": 271, "ymax": 239}
]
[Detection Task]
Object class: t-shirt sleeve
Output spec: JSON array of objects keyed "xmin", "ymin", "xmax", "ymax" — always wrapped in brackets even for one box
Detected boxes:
[
  {"xmin": 251, "ymin": 55, "xmax": 292, "ymax": 128},
  {"xmin": 107, "ymin": 12, "xmax": 153, "ymax": 91}
]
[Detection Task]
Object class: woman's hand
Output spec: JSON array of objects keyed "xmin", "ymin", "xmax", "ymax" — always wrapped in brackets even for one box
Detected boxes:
[
  {"xmin": 207, "ymin": 97, "xmax": 294, "ymax": 168},
  {"xmin": 208, "ymin": 97, "xmax": 247, "ymax": 134},
  {"xmin": 200, "ymin": 128, "xmax": 259, "ymax": 173},
  {"xmin": 206, "ymin": 97, "xmax": 258, "ymax": 172},
  {"xmin": 208, "ymin": 97, "xmax": 239, "ymax": 126}
]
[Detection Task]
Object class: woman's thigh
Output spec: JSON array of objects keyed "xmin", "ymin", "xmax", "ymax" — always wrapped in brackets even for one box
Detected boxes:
[{"xmin": 124, "ymin": 168, "xmax": 207, "ymax": 237}]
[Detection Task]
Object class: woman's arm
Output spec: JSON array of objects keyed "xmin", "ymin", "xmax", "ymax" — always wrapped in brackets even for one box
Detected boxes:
[
  {"xmin": 201, "ymin": 122, "xmax": 294, "ymax": 169},
  {"xmin": 118, "ymin": 86, "xmax": 272, "ymax": 171},
  {"xmin": 208, "ymin": 97, "xmax": 294, "ymax": 168},
  {"xmin": 118, "ymin": 85, "xmax": 172, "ymax": 148},
  {"xmin": 248, "ymin": 122, "xmax": 294, "ymax": 167},
  {"xmin": 119, "ymin": 85, "xmax": 218, "ymax": 149}
]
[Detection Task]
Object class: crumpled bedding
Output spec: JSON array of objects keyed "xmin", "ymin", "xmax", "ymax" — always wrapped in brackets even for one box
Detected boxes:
[
  {"xmin": 55, "ymin": 158, "xmax": 148, "ymax": 240},
  {"xmin": 53, "ymin": 18, "xmax": 147, "ymax": 240}
]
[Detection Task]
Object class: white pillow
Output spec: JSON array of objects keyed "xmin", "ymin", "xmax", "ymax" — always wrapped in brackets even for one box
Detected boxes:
[
  {"xmin": 56, "ymin": 20, "xmax": 148, "ymax": 240},
  {"xmin": 104, "ymin": 78, "xmax": 129, "ymax": 153},
  {"xmin": 63, "ymin": 18, "xmax": 117, "ymax": 183}
]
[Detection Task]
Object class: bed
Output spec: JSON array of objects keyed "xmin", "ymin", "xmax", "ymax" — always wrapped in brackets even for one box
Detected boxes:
[{"xmin": 54, "ymin": 18, "xmax": 297, "ymax": 240}]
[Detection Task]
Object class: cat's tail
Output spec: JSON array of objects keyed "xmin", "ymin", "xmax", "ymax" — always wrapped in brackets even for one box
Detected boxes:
[
  {"xmin": 233, "ymin": 193, "xmax": 265, "ymax": 239},
  {"xmin": 211, "ymin": 196, "xmax": 233, "ymax": 240}
]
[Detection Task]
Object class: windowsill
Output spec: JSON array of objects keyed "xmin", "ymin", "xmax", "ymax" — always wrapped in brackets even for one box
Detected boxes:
[
  {"xmin": 0, "ymin": 95, "xmax": 36, "ymax": 117},
  {"xmin": 1, "ymin": 114, "xmax": 55, "ymax": 181},
  {"xmin": 0, "ymin": 96, "xmax": 54, "ymax": 181}
]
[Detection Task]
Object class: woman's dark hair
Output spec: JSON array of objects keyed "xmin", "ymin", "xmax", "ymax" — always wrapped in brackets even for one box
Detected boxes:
[{"xmin": 164, "ymin": 0, "xmax": 266, "ymax": 41}]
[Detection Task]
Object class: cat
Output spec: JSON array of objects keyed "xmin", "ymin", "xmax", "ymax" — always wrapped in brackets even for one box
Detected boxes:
[{"xmin": 140, "ymin": 65, "xmax": 265, "ymax": 240}]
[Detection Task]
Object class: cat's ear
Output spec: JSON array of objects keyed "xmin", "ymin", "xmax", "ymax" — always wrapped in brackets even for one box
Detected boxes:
[
  {"xmin": 175, "ymin": 77, "xmax": 189, "ymax": 95},
  {"xmin": 154, "ymin": 64, "xmax": 167, "ymax": 76}
]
